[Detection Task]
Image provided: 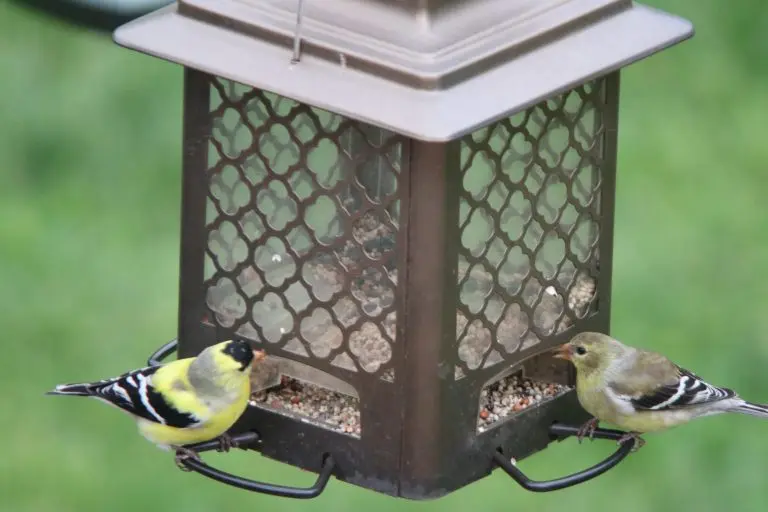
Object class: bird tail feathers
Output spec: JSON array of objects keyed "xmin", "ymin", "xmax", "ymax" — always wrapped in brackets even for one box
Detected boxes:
[
  {"xmin": 732, "ymin": 400, "xmax": 768, "ymax": 418},
  {"xmin": 46, "ymin": 383, "xmax": 94, "ymax": 397}
]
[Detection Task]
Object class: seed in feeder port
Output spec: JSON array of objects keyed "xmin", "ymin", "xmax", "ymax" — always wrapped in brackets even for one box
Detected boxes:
[
  {"xmin": 271, "ymin": 254, "xmax": 282, "ymax": 263},
  {"xmin": 251, "ymin": 376, "xmax": 362, "ymax": 438},
  {"xmin": 477, "ymin": 372, "xmax": 571, "ymax": 431}
]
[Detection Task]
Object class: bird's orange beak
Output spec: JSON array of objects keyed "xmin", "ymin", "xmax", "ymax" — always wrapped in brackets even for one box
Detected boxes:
[
  {"xmin": 253, "ymin": 349, "xmax": 267, "ymax": 362},
  {"xmin": 552, "ymin": 344, "xmax": 572, "ymax": 361}
]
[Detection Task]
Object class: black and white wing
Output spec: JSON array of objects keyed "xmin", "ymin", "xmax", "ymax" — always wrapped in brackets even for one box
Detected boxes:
[
  {"xmin": 628, "ymin": 366, "xmax": 736, "ymax": 412},
  {"xmin": 48, "ymin": 366, "xmax": 201, "ymax": 428}
]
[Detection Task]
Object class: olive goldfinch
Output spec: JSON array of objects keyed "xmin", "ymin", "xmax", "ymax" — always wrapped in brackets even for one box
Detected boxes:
[
  {"xmin": 555, "ymin": 332, "xmax": 768, "ymax": 448},
  {"xmin": 48, "ymin": 339, "xmax": 265, "ymax": 466}
]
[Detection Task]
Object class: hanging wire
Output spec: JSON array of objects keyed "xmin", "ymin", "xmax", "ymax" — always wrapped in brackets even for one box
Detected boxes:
[{"xmin": 291, "ymin": 0, "xmax": 305, "ymax": 64}]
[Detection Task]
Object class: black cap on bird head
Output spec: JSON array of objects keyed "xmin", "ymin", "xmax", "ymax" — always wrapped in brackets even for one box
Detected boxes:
[{"xmin": 221, "ymin": 339, "xmax": 264, "ymax": 371}]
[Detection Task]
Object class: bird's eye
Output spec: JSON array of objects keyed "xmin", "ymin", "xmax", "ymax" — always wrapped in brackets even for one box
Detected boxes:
[{"xmin": 575, "ymin": 346, "xmax": 587, "ymax": 355}]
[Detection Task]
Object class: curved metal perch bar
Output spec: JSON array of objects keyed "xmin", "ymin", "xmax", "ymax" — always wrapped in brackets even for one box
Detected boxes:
[
  {"xmin": 147, "ymin": 339, "xmax": 335, "ymax": 499},
  {"xmin": 181, "ymin": 433, "xmax": 335, "ymax": 499},
  {"xmin": 147, "ymin": 338, "xmax": 179, "ymax": 367},
  {"xmin": 494, "ymin": 423, "xmax": 636, "ymax": 492}
]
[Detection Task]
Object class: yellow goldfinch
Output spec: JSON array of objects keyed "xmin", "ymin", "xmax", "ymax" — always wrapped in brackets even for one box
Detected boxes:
[
  {"xmin": 47, "ymin": 339, "xmax": 265, "ymax": 466},
  {"xmin": 554, "ymin": 332, "xmax": 768, "ymax": 448}
]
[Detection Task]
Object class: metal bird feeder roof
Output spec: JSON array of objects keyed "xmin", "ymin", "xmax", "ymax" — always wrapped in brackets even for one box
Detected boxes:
[{"xmin": 116, "ymin": 0, "xmax": 693, "ymax": 500}]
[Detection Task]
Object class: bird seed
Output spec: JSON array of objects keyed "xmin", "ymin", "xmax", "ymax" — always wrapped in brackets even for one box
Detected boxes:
[{"xmin": 477, "ymin": 374, "xmax": 571, "ymax": 433}]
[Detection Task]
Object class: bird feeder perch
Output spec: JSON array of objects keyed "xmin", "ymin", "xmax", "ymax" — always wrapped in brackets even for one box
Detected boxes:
[{"xmin": 115, "ymin": 0, "xmax": 693, "ymax": 499}]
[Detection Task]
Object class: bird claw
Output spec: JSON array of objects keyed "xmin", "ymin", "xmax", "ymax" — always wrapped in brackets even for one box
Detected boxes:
[
  {"xmin": 174, "ymin": 446, "xmax": 201, "ymax": 472},
  {"xmin": 216, "ymin": 433, "xmax": 237, "ymax": 453},
  {"xmin": 576, "ymin": 418, "xmax": 599, "ymax": 443},
  {"xmin": 617, "ymin": 432, "xmax": 646, "ymax": 451}
]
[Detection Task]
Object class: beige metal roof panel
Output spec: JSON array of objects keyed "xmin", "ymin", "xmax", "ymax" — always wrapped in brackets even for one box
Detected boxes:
[{"xmin": 114, "ymin": 1, "xmax": 693, "ymax": 141}]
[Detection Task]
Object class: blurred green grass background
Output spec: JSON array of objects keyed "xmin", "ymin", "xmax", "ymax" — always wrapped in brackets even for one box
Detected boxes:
[{"xmin": 2, "ymin": 0, "xmax": 767, "ymax": 511}]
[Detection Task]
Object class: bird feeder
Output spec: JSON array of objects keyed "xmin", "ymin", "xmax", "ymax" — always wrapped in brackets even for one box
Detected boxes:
[{"xmin": 115, "ymin": 0, "xmax": 693, "ymax": 500}]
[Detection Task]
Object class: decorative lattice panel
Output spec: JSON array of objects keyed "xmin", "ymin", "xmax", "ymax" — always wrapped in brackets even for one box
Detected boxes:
[
  {"xmin": 456, "ymin": 79, "xmax": 605, "ymax": 376},
  {"xmin": 203, "ymin": 78, "xmax": 403, "ymax": 384}
]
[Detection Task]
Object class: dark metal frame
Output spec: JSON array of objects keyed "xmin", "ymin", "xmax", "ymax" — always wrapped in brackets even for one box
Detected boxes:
[
  {"xmin": 171, "ymin": 68, "xmax": 621, "ymax": 499},
  {"xmin": 177, "ymin": 68, "xmax": 217, "ymax": 357}
]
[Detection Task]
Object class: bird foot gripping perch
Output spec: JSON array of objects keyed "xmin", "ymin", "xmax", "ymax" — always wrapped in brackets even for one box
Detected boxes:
[
  {"xmin": 576, "ymin": 417, "xmax": 600, "ymax": 443},
  {"xmin": 575, "ymin": 418, "xmax": 646, "ymax": 451},
  {"xmin": 173, "ymin": 433, "xmax": 239, "ymax": 471},
  {"xmin": 173, "ymin": 432, "xmax": 256, "ymax": 472},
  {"xmin": 617, "ymin": 432, "xmax": 646, "ymax": 451},
  {"xmin": 174, "ymin": 447, "xmax": 202, "ymax": 472},
  {"xmin": 216, "ymin": 432, "xmax": 236, "ymax": 453}
]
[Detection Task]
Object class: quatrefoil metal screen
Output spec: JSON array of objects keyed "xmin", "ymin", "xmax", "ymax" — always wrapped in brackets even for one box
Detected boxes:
[
  {"xmin": 455, "ymin": 79, "xmax": 605, "ymax": 378},
  {"xmin": 172, "ymin": 69, "xmax": 619, "ymax": 497},
  {"xmin": 204, "ymin": 77, "xmax": 402, "ymax": 383}
]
